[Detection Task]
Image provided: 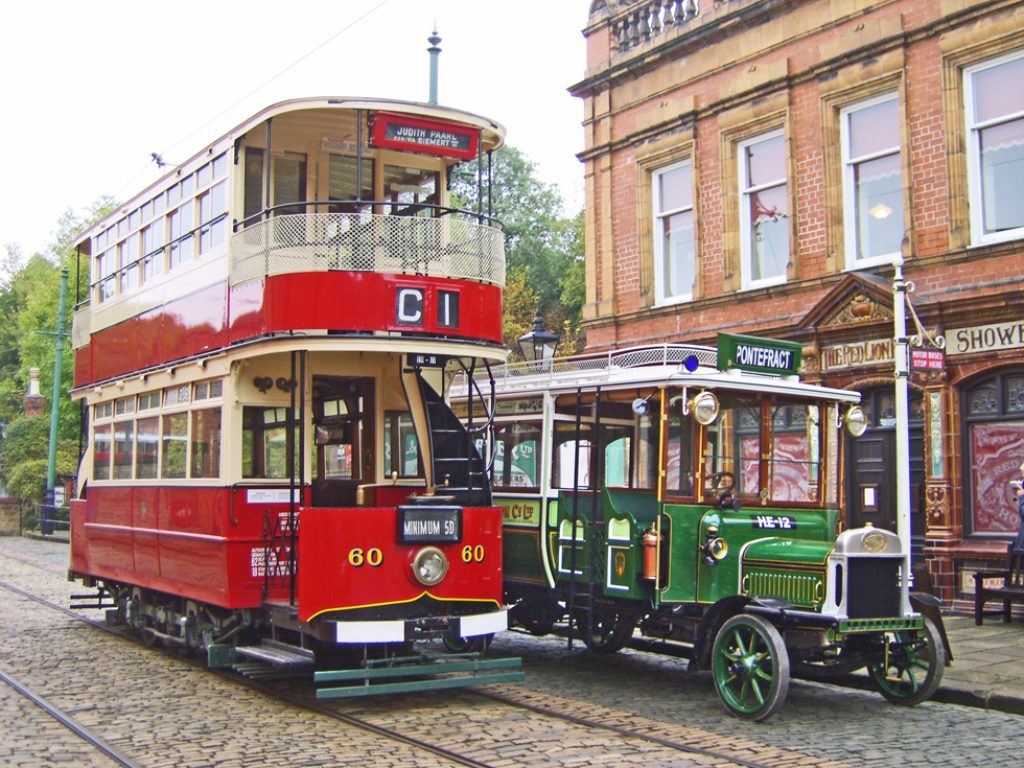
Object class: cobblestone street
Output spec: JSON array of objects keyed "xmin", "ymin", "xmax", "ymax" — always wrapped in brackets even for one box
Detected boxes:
[{"xmin": 2, "ymin": 536, "xmax": 1022, "ymax": 768}]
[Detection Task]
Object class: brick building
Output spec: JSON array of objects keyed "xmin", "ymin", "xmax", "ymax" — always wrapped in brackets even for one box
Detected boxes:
[{"xmin": 571, "ymin": 0, "xmax": 1024, "ymax": 604}]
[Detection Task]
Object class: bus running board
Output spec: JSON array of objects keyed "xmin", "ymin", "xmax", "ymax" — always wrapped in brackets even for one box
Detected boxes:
[{"xmin": 314, "ymin": 652, "xmax": 524, "ymax": 698}]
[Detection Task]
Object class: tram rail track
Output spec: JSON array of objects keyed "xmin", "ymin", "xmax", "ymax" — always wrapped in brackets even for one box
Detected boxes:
[
  {"xmin": 0, "ymin": 562, "xmax": 838, "ymax": 768},
  {"xmin": 0, "ymin": 666, "xmax": 144, "ymax": 768}
]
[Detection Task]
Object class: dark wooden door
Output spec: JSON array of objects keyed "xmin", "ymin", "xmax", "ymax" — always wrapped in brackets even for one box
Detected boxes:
[{"xmin": 845, "ymin": 388, "xmax": 925, "ymax": 558}]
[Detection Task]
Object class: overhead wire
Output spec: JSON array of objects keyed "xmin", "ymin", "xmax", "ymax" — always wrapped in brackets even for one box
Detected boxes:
[{"xmin": 113, "ymin": 0, "xmax": 394, "ymax": 201}]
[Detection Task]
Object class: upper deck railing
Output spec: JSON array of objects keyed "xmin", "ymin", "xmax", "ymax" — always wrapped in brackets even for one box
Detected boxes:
[
  {"xmin": 450, "ymin": 344, "xmax": 719, "ymax": 394},
  {"xmin": 231, "ymin": 207, "xmax": 505, "ymax": 288}
]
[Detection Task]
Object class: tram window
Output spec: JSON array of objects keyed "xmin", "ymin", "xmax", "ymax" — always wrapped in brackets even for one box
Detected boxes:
[
  {"xmin": 135, "ymin": 416, "xmax": 159, "ymax": 480},
  {"xmin": 243, "ymin": 149, "xmax": 264, "ymax": 220},
  {"xmin": 825, "ymin": 403, "xmax": 839, "ymax": 506},
  {"xmin": 93, "ymin": 425, "xmax": 112, "ymax": 481},
  {"xmin": 767, "ymin": 403, "xmax": 820, "ymax": 503},
  {"xmin": 703, "ymin": 395, "xmax": 760, "ymax": 501},
  {"xmin": 198, "ymin": 182, "xmax": 226, "ymax": 254},
  {"xmin": 274, "ymin": 154, "xmax": 308, "ymax": 217},
  {"xmin": 163, "ymin": 385, "xmax": 190, "ymax": 407},
  {"xmin": 212, "ymin": 152, "xmax": 227, "ymax": 180},
  {"xmin": 493, "ymin": 421, "xmax": 541, "ymax": 489},
  {"xmin": 634, "ymin": 413, "xmax": 659, "ymax": 490},
  {"xmin": 665, "ymin": 408, "xmax": 695, "ymax": 497},
  {"xmin": 601, "ymin": 425, "xmax": 637, "ymax": 488},
  {"xmin": 383, "ymin": 412, "xmax": 421, "ymax": 478},
  {"xmin": 383, "ymin": 165, "xmax": 439, "ymax": 217},
  {"xmin": 161, "ymin": 413, "xmax": 188, "ymax": 479},
  {"xmin": 242, "ymin": 406, "xmax": 292, "ymax": 479},
  {"xmin": 113, "ymin": 421, "xmax": 134, "ymax": 480},
  {"xmin": 552, "ymin": 422, "xmax": 593, "ymax": 490},
  {"xmin": 329, "ymin": 155, "xmax": 374, "ymax": 213},
  {"xmin": 168, "ymin": 201, "xmax": 194, "ymax": 269},
  {"xmin": 190, "ymin": 408, "xmax": 221, "ymax": 479}
]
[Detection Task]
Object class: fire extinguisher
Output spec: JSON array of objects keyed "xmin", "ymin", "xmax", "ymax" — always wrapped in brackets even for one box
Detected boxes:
[{"xmin": 642, "ymin": 528, "xmax": 660, "ymax": 580}]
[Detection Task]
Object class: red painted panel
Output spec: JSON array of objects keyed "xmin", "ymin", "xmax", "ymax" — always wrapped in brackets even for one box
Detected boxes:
[
  {"xmin": 297, "ymin": 505, "xmax": 503, "ymax": 622},
  {"xmin": 77, "ymin": 272, "xmax": 501, "ymax": 389},
  {"xmin": 233, "ymin": 272, "xmax": 502, "ymax": 344},
  {"xmin": 69, "ymin": 500, "xmax": 89, "ymax": 574},
  {"xmin": 71, "ymin": 486, "xmax": 504, "ymax": 616},
  {"xmin": 132, "ymin": 487, "xmax": 160, "ymax": 579},
  {"xmin": 366, "ymin": 485, "xmax": 426, "ymax": 507},
  {"xmin": 73, "ymin": 346, "xmax": 92, "ymax": 389},
  {"xmin": 85, "ymin": 283, "xmax": 229, "ymax": 384}
]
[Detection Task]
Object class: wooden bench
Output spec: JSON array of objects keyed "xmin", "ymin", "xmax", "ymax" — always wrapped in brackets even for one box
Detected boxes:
[{"xmin": 973, "ymin": 544, "xmax": 1024, "ymax": 625}]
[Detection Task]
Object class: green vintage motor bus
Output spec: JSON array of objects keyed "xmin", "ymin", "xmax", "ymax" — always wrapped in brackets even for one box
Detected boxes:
[{"xmin": 451, "ymin": 333, "xmax": 946, "ymax": 721}]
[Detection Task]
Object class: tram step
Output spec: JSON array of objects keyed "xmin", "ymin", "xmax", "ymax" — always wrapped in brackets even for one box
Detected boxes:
[
  {"xmin": 234, "ymin": 639, "xmax": 315, "ymax": 668},
  {"xmin": 314, "ymin": 655, "xmax": 524, "ymax": 698}
]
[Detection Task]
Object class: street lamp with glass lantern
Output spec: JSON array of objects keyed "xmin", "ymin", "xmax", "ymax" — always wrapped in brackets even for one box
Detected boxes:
[{"xmin": 518, "ymin": 310, "xmax": 559, "ymax": 371}]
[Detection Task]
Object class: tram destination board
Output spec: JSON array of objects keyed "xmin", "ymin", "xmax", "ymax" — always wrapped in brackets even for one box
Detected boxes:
[{"xmin": 397, "ymin": 505, "xmax": 462, "ymax": 543}]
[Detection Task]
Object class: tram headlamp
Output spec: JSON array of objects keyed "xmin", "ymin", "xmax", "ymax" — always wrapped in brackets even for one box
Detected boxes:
[
  {"xmin": 412, "ymin": 547, "xmax": 449, "ymax": 587},
  {"xmin": 685, "ymin": 391, "xmax": 720, "ymax": 426},
  {"xmin": 842, "ymin": 405, "xmax": 868, "ymax": 437}
]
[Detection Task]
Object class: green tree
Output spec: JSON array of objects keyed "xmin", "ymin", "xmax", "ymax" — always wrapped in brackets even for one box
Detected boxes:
[
  {"xmin": 451, "ymin": 146, "xmax": 585, "ymax": 357},
  {"xmin": 0, "ymin": 199, "xmax": 115, "ymax": 503}
]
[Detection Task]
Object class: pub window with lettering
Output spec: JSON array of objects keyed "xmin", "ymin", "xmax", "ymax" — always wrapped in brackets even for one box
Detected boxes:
[
  {"xmin": 963, "ymin": 369, "xmax": 1024, "ymax": 537},
  {"xmin": 965, "ymin": 51, "xmax": 1024, "ymax": 245}
]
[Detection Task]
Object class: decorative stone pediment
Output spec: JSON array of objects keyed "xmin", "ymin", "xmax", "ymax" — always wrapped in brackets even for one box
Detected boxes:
[{"xmin": 798, "ymin": 273, "xmax": 894, "ymax": 331}]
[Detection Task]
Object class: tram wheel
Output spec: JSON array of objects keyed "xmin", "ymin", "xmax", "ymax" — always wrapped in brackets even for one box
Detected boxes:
[
  {"xmin": 711, "ymin": 613, "xmax": 790, "ymax": 722},
  {"xmin": 442, "ymin": 633, "xmax": 493, "ymax": 655},
  {"xmin": 867, "ymin": 617, "xmax": 944, "ymax": 706},
  {"xmin": 577, "ymin": 608, "xmax": 635, "ymax": 654}
]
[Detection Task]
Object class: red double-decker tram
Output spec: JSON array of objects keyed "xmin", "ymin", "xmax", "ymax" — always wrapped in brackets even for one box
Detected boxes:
[{"xmin": 68, "ymin": 97, "xmax": 519, "ymax": 694}]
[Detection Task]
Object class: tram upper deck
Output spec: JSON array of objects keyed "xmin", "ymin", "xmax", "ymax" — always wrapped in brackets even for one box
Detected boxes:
[{"xmin": 71, "ymin": 97, "xmax": 507, "ymax": 391}]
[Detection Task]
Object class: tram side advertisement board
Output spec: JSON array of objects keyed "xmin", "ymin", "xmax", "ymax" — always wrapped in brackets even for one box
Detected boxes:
[{"xmin": 717, "ymin": 332, "xmax": 802, "ymax": 376}]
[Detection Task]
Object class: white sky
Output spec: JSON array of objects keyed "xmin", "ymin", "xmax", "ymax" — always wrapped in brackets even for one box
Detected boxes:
[{"xmin": 0, "ymin": 0, "xmax": 590, "ymax": 258}]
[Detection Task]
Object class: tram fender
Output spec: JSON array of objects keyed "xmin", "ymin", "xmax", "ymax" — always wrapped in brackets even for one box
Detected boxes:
[
  {"xmin": 910, "ymin": 592, "xmax": 953, "ymax": 664},
  {"xmin": 688, "ymin": 595, "xmax": 750, "ymax": 671}
]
